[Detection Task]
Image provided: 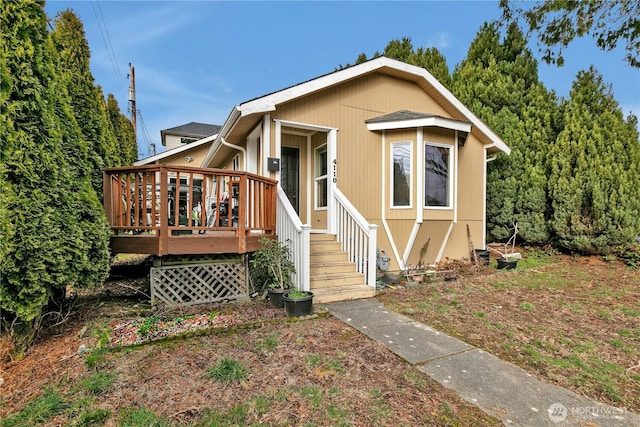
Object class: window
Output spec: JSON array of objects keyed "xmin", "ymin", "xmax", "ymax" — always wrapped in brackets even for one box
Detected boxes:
[
  {"xmin": 424, "ymin": 143, "xmax": 451, "ymax": 208},
  {"xmin": 181, "ymin": 137, "xmax": 197, "ymax": 144},
  {"xmin": 232, "ymin": 154, "xmax": 240, "ymax": 171},
  {"xmin": 315, "ymin": 145, "xmax": 328, "ymax": 209},
  {"xmin": 391, "ymin": 142, "xmax": 411, "ymax": 207}
]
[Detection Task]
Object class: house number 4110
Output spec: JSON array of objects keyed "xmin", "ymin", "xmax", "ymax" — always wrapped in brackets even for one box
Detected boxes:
[{"xmin": 332, "ymin": 159, "xmax": 337, "ymax": 183}]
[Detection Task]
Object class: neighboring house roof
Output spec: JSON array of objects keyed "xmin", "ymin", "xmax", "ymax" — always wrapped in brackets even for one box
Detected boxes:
[
  {"xmin": 202, "ymin": 56, "xmax": 509, "ymax": 166},
  {"xmin": 161, "ymin": 122, "xmax": 221, "ymax": 146},
  {"xmin": 134, "ymin": 133, "xmax": 218, "ymax": 166}
]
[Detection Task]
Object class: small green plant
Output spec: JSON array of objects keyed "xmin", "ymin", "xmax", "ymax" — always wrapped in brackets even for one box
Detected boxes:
[
  {"xmin": 74, "ymin": 408, "xmax": 111, "ymax": 426},
  {"xmin": 84, "ymin": 348, "xmax": 108, "ymax": 369},
  {"xmin": 1, "ymin": 389, "xmax": 67, "ymax": 427},
  {"xmin": 207, "ymin": 358, "xmax": 248, "ymax": 384},
  {"xmin": 80, "ymin": 372, "xmax": 115, "ymax": 395},
  {"xmin": 137, "ymin": 317, "xmax": 160, "ymax": 337},
  {"xmin": 250, "ymin": 237, "xmax": 296, "ymax": 290},
  {"xmin": 117, "ymin": 408, "xmax": 170, "ymax": 426},
  {"xmin": 285, "ymin": 289, "xmax": 308, "ymax": 299},
  {"xmin": 519, "ymin": 301, "xmax": 536, "ymax": 310}
]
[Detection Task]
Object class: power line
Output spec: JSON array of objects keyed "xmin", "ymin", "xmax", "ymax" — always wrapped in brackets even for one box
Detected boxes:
[
  {"xmin": 137, "ymin": 110, "xmax": 156, "ymax": 158},
  {"xmin": 91, "ymin": 0, "xmax": 121, "ymax": 80}
]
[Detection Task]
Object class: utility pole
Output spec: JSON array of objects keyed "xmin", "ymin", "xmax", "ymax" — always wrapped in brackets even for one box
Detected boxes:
[{"xmin": 128, "ymin": 62, "xmax": 137, "ymax": 142}]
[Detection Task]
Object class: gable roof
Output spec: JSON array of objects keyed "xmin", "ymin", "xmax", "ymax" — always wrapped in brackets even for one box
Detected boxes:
[
  {"xmin": 135, "ymin": 133, "xmax": 218, "ymax": 166},
  {"xmin": 203, "ymin": 56, "xmax": 509, "ymax": 166},
  {"xmin": 366, "ymin": 110, "xmax": 472, "ymax": 132},
  {"xmin": 162, "ymin": 122, "xmax": 221, "ymax": 137}
]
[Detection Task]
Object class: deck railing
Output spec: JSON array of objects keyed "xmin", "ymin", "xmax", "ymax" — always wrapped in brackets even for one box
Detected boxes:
[
  {"xmin": 103, "ymin": 165, "xmax": 277, "ymax": 255},
  {"xmin": 334, "ymin": 188, "xmax": 378, "ymax": 288},
  {"xmin": 276, "ymin": 186, "xmax": 311, "ymax": 291}
]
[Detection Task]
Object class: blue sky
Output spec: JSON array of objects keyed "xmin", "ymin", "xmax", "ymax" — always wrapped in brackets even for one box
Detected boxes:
[{"xmin": 45, "ymin": 1, "xmax": 639, "ymax": 158}]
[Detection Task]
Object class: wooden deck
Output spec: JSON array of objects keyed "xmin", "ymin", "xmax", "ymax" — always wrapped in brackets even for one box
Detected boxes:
[{"xmin": 103, "ymin": 165, "xmax": 278, "ymax": 256}]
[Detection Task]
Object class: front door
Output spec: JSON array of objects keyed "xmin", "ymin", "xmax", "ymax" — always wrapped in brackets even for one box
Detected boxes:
[{"xmin": 281, "ymin": 146, "xmax": 300, "ymax": 214}]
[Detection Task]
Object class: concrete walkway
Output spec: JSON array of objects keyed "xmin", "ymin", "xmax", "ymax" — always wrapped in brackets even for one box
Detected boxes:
[{"xmin": 325, "ymin": 298, "xmax": 639, "ymax": 427}]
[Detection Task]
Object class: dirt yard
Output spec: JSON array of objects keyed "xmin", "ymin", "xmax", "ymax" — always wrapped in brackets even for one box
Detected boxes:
[{"xmin": 1, "ymin": 250, "xmax": 638, "ymax": 426}]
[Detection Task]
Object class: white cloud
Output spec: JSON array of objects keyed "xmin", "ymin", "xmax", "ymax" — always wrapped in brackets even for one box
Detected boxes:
[{"xmin": 426, "ymin": 32, "xmax": 451, "ymax": 49}]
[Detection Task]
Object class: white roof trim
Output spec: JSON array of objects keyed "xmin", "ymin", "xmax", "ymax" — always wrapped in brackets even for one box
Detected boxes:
[
  {"xmin": 134, "ymin": 133, "xmax": 217, "ymax": 166},
  {"xmin": 236, "ymin": 56, "xmax": 509, "ymax": 155},
  {"xmin": 367, "ymin": 116, "xmax": 471, "ymax": 133},
  {"xmin": 201, "ymin": 108, "xmax": 242, "ymax": 167},
  {"xmin": 274, "ymin": 118, "xmax": 338, "ymax": 133}
]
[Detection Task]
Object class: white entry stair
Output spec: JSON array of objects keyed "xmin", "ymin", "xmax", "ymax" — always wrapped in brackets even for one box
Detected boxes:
[{"xmin": 309, "ymin": 234, "xmax": 376, "ymax": 304}]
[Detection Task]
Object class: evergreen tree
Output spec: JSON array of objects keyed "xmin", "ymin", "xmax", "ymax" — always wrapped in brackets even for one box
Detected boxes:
[
  {"xmin": 350, "ymin": 37, "xmax": 451, "ymax": 87},
  {"xmin": 452, "ymin": 22, "xmax": 558, "ymax": 243},
  {"xmin": 107, "ymin": 93, "xmax": 138, "ymax": 165},
  {"xmin": 1, "ymin": 1, "xmax": 109, "ymax": 327},
  {"xmin": 51, "ymin": 9, "xmax": 119, "ymax": 191},
  {"xmin": 548, "ymin": 68, "xmax": 640, "ymax": 252}
]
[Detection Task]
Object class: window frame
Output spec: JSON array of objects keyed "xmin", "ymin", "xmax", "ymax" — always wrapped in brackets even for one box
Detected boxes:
[
  {"xmin": 314, "ymin": 144, "xmax": 328, "ymax": 210},
  {"xmin": 424, "ymin": 141, "xmax": 453, "ymax": 210},
  {"xmin": 390, "ymin": 141, "xmax": 413, "ymax": 209}
]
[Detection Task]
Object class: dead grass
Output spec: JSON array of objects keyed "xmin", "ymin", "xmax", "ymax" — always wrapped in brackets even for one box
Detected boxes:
[
  {"xmin": 2, "ymin": 249, "xmax": 638, "ymax": 425},
  {"xmin": 379, "ymin": 250, "xmax": 640, "ymax": 413}
]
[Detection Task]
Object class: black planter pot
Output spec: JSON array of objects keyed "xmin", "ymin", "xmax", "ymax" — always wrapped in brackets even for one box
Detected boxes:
[
  {"xmin": 282, "ymin": 291, "xmax": 314, "ymax": 317},
  {"xmin": 497, "ymin": 258, "xmax": 518, "ymax": 270},
  {"xmin": 474, "ymin": 249, "xmax": 490, "ymax": 266},
  {"xmin": 267, "ymin": 289, "xmax": 287, "ymax": 309}
]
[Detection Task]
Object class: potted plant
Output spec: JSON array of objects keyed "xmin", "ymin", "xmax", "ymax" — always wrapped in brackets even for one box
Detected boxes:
[
  {"xmin": 497, "ymin": 256, "xmax": 518, "ymax": 270},
  {"xmin": 282, "ymin": 289, "xmax": 314, "ymax": 317},
  {"xmin": 250, "ymin": 237, "xmax": 295, "ymax": 308}
]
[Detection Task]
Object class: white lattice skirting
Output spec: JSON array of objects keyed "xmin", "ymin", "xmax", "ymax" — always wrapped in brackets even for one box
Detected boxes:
[{"xmin": 150, "ymin": 259, "xmax": 247, "ymax": 306}]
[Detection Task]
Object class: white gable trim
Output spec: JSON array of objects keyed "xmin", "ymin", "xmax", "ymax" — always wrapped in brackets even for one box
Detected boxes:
[
  {"xmin": 135, "ymin": 133, "xmax": 217, "ymax": 166},
  {"xmin": 367, "ymin": 116, "xmax": 471, "ymax": 133},
  {"xmin": 237, "ymin": 57, "xmax": 509, "ymax": 155},
  {"xmin": 203, "ymin": 56, "xmax": 510, "ymax": 167}
]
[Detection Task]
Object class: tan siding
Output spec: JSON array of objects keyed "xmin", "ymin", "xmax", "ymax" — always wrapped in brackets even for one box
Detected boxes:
[
  {"xmin": 160, "ymin": 144, "xmax": 211, "ymax": 167},
  {"xmin": 457, "ymin": 134, "xmax": 485, "ymax": 221},
  {"xmin": 424, "ymin": 127, "xmax": 455, "ymax": 145},
  {"xmin": 385, "ymin": 219, "xmax": 416, "ymax": 267},
  {"xmin": 407, "ymin": 221, "xmax": 452, "ymax": 266},
  {"xmin": 444, "ymin": 221, "xmax": 483, "ymax": 260},
  {"xmin": 336, "ymin": 104, "xmax": 383, "ymax": 221}
]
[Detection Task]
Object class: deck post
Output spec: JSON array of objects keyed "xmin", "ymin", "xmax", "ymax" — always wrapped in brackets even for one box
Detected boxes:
[
  {"xmin": 237, "ymin": 174, "xmax": 247, "ymax": 252},
  {"xmin": 367, "ymin": 224, "xmax": 378, "ymax": 287},
  {"xmin": 102, "ymin": 170, "xmax": 112, "ymax": 225},
  {"xmin": 159, "ymin": 166, "xmax": 169, "ymax": 255}
]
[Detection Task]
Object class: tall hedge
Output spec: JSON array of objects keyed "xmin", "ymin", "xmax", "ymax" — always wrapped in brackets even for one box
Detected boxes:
[
  {"xmin": 107, "ymin": 93, "xmax": 138, "ymax": 165},
  {"xmin": 51, "ymin": 9, "xmax": 120, "ymax": 189},
  {"xmin": 548, "ymin": 67, "xmax": 640, "ymax": 252},
  {"xmin": 451, "ymin": 22, "xmax": 559, "ymax": 244},
  {"xmin": 0, "ymin": 1, "xmax": 109, "ymax": 324}
]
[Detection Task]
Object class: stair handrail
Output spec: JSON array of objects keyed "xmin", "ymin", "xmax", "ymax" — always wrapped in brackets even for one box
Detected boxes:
[
  {"xmin": 333, "ymin": 188, "xmax": 378, "ymax": 288},
  {"xmin": 276, "ymin": 186, "xmax": 311, "ymax": 291}
]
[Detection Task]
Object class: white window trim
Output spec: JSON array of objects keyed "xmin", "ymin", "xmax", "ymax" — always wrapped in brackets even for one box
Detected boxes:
[
  {"xmin": 314, "ymin": 144, "xmax": 328, "ymax": 211},
  {"xmin": 390, "ymin": 141, "xmax": 413, "ymax": 209},
  {"xmin": 424, "ymin": 141, "xmax": 453, "ymax": 210}
]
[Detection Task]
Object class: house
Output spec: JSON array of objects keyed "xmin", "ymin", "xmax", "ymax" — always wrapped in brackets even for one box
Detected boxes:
[
  {"xmin": 200, "ymin": 56, "xmax": 509, "ymax": 270},
  {"xmin": 134, "ymin": 134, "xmax": 218, "ymax": 167},
  {"xmin": 161, "ymin": 122, "xmax": 221, "ymax": 150},
  {"xmin": 103, "ymin": 56, "xmax": 509, "ymax": 305}
]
